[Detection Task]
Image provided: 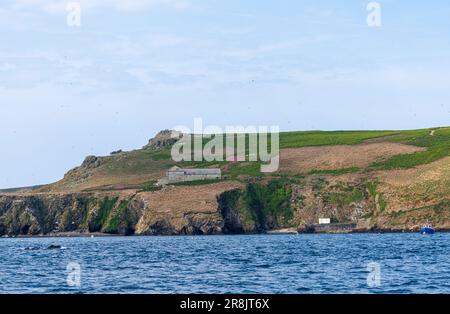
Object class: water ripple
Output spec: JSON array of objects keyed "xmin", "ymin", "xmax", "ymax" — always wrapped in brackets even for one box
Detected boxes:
[{"xmin": 0, "ymin": 233, "xmax": 449, "ymax": 293}]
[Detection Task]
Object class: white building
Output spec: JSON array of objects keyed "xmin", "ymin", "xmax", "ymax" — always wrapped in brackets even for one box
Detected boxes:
[
  {"xmin": 158, "ymin": 166, "xmax": 221, "ymax": 185},
  {"xmin": 318, "ymin": 218, "xmax": 331, "ymax": 224}
]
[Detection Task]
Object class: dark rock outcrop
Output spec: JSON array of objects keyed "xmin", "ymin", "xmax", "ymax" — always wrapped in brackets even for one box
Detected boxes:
[
  {"xmin": 81, "ymin": 156, "xmax": 103, "ymax": 169},
  {"xmin": 218, "ymin": 190, "xmax": 246, "ymax": 234},
  {"xmin": 47, "ymin": 245, "xmax": 62, "ymax": 250},
  {"xmin": 140, "ymin": 219, "xmax": 177, "ymax": 236},
  {"xmin": 182, "ymin": 212, "xmax": 223, "ymax": 235},
  {"xmin": 143, "ymin": 130, "xmax": 182, "ymax": 149}
]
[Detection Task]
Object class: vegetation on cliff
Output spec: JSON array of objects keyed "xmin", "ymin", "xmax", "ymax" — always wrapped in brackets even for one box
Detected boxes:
[
  {"xmin": 371, "ymin": 127, "xmax": 450, "ymax": 169},
  {"xmin": 218, "ymin": 179, "xmax": 294, "ymax": 233},
  {"xmin": 1, "ymin": 126, "xmax": 449, "ymax": 236}
]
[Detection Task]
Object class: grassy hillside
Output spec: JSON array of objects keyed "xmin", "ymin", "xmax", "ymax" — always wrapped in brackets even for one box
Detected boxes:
[
  {"xmin": 370, "ymin": 127, "xmax": 450, "ymax": 169},
  {"xmin": 279, "ymin": 130, "xmax": 399, "ymax": 148},
  {"xmin": 38, "ymin": 126, "xmax": 449, "ymax": 192}
]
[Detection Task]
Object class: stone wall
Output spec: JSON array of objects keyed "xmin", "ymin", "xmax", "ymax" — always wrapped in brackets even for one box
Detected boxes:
[{"xmin": 311, "ymin": 223, "xmax": 357, "ymax": 233}]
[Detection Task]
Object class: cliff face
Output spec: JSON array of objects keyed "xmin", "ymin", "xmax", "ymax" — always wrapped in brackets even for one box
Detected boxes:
[
  {"xmin": 0, "ymin": 193, "xmax": 144, "ymax": 236},
  {"xmin": 1, "ymin": 176, "xmax": 449, "ymax": 236},
  {"xmin": 0, "ymin": 182, "xmax": 243, "ymax": 237},
  {"xmin": 142, "ymin": 129, "xmax": 182, "ymax": 150},
  {"xmin": 0, "ymin": 184, "xmax": 294, "ymax": 237}
]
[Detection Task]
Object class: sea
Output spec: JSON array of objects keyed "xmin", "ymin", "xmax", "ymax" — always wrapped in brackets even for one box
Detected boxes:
[{"xmin": 0, "ymin": 233, "xmax": 449, "ymax": 294}]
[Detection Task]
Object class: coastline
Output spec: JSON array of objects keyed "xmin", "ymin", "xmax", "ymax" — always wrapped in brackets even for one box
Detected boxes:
[
  {"xmin": 2, "ymin": 228, "xmax": 449, "ymax": 238},
  {"xmin": 1, "ymin": 232, "xmax": 121, "ymax": 239}
]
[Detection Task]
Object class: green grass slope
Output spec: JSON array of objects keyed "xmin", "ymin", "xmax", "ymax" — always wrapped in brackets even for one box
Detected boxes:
[{"xmin": 40, "ymin": 126, "xmax": 449, "ymax": 192}]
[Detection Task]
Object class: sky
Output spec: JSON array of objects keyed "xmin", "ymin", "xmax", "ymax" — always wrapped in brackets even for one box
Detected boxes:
[{"xmin": 1, "ymin": 0, "xmax": 450, "ymax": 188}]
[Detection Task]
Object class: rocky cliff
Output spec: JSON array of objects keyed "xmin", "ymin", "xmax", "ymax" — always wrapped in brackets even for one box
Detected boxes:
[
  {"xmin": 0, "ymin": 181, "xmax": 242, "ymax": 237},
  {"xmin": 1, "ymin": 175, "xmax": 449, "ymax": 236},
  {"xmin": 1, "ymin": 127, "xmax": 449, "ymax": 236}
]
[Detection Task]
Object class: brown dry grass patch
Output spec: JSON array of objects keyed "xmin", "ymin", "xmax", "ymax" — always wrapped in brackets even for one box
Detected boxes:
[
  {"xmin": 135, "ymin": 180, "xmax": 243, "ymax": 233},
  {"xmin": 138, "ymin": 181, "xmax": 243, "ymax": 215},
  {"xmin": 279, "ymin": 143, "xmax": 424, "ymax": 173}
]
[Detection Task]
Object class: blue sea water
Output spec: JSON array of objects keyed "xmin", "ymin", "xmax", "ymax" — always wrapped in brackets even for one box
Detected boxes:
[{"xmin": 0, "ymin": 233, "xmax": 449, "ymax": 294}]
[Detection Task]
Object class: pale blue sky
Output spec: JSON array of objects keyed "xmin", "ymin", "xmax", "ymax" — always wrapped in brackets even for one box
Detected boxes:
[{"xmin": 1, "ymin": 0, "xmax": 450, "ymax": 188}]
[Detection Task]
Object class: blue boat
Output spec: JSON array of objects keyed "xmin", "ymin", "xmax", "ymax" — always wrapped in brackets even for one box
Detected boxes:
[{"xmin": 420, "ymin": 224, "xmax": 435, "ymax": 235}]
